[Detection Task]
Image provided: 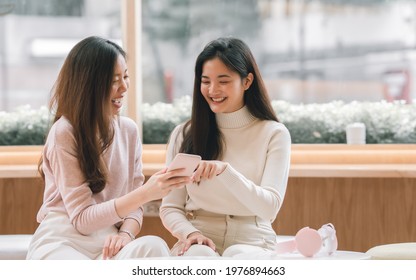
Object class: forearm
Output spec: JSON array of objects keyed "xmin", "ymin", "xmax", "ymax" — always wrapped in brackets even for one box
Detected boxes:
[
  {"xmin": 217, "ymin": 165, "xmax": 283, "ymax": 221},
  {"xmin": 115, "ymin": 187, "xmax": 150, "ymax": 219},
  {"xmin": 159, "ymin": 188, "xmax": 199, "ymax": 241},
  {"xmin": 119, "ymin": 217, "xmax": 141, "ymax": 239}
]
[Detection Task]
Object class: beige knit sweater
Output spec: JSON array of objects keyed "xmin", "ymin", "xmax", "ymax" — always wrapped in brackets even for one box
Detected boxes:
[{"xmin": 160, "ymin": 106, "xmax": 291, "ymax": 241}]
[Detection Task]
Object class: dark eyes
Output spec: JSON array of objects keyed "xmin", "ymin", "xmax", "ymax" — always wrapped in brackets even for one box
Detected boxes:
[
  {"xmin": 201, "ymin": 80, "xmax": 229, "ymax": 84},
  {"xmin": 113, "ymin": 75, "xmax": 129, "ymax": 83}
]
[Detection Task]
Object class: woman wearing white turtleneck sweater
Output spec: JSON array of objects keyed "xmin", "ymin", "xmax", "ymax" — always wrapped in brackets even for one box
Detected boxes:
[{"xmin": 159, "ymin": 37, "xmax": 291, "ymax": 257}]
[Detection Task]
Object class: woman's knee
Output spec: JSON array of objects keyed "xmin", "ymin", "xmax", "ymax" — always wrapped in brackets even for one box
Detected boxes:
[
  {"xmin": 222, "ymin": 244, "xmax": 265, "ymax": 258},
  {"xmin": 183, "ymin": 244, "xmax": 219, "ymax": 257},
  {"xmin": 119, "ymin": 235, "xmax": 170, "ymax": 258}
]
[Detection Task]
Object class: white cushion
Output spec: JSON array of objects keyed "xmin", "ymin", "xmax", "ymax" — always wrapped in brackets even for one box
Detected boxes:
[
  {"xmin": 0, "ymin": 234, "xmax": 32, "ymax": 260},
  {"xmin": 366, "ymin": 242, "xmax": 416, "ymax": 260}
]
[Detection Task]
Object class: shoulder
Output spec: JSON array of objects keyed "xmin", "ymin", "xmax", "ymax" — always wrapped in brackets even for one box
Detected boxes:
[
  {"xmin": 259, "ymin": 120, "xmax": 291, "ymax": 142},
  {"xmin": 43, "ymin": 117, "xmax": 77, "ymax": 159},
  {"xmin": 169, "ymin": 122, "xmax": 187, "ymax": 141},
  {"xmin": 118, "ymin": 116, "xmax": 139, "ymax": 132},
  {"xmin": 117, "ymin": 116, "xmax": 140, "ymax": 138},
  {"xmin": 47, "ymin": 117, "xmax": 76, "ymax": 147},
  {"xmin": 166, "ymin": 122, "xmax": 188, "ymax": 157}
]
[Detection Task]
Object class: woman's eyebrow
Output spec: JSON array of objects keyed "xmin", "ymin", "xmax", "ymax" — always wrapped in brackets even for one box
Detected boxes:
[
  {"xmin": 114, "ymin": 69, "xmax": 128, "ymax": 77},
  {"xmin": 201, "ymin": 74, "xmax": 231, "ymax": 79}
]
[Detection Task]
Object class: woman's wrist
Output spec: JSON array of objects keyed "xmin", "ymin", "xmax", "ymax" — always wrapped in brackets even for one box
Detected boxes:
[
  {"xmin": 186, "ymin": 231, "xmax": 202, "ymax": 239},
  {"xmin": 119, "ymin": 229, "xmax": 135, "ymax": 241}
]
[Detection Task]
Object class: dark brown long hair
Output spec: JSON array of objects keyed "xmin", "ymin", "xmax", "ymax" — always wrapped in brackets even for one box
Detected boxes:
[
  {"xmin": 179, "ymin": 37, "xmax": 278, "ymax": 160},
  {"xmin": 39, "ymin": 36, "xmax": 126, "ymax": 193}
]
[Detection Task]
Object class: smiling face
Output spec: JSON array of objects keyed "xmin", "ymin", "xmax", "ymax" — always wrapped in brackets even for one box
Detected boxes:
[
  {"xmin": 110, "ymin": 54, "xmax": 129, "ymax": 115},
  {"xmin": 200, "ymin": 57, "xmax": 253, "ymax": 114}
]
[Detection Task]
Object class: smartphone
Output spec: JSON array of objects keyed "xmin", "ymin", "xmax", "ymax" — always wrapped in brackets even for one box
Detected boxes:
[{"xmin": 167, "ymin": 153, "xmax": 201, "ymax": 177}]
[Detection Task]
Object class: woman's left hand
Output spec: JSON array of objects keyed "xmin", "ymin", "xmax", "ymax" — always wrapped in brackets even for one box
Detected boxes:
[
  {"xmin": 192, "ymin": 160, "xmax": 227, "ymax": 183},
  {"xmin": 102, "ymin": 233, "xmax": 131, "ymax": 259}
]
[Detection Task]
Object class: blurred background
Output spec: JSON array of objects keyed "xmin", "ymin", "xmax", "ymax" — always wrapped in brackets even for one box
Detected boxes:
[{"xmin": 1, "ymin": 0, "xmax": 415, "ymax": 112}]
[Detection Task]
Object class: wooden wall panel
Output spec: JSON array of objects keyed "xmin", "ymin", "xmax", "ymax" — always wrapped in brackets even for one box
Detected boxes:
[
  {"xmin": 0, "ymin": 178, "xmax": 43, "ymax": 234},
  {"xmin": 138, "ymin": 217, "xmax": 177, "ymax": 248},
  {"xmin": 274, "ymin": 177, "xmax": 416, "ymax": 252}
]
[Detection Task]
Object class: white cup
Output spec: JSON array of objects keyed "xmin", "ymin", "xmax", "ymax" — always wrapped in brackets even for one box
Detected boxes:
[{"xmin": 346, "ymin": 123, "xmax": 366, "ymax": 145}]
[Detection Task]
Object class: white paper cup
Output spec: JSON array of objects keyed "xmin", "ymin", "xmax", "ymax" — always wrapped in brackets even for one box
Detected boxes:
[{"xmin": 346, "ymin": 123, "xmax": 366, "ymax": 145}]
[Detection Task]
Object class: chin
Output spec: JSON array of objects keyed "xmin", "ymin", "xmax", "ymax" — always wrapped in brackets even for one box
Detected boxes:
[
  {"xmin": 208, "ymin": 104, "xmax": 225, "ymax": 113},
  {"xmin": 112, "ymin": 110, "xmax": 121, "ymax": 116}
]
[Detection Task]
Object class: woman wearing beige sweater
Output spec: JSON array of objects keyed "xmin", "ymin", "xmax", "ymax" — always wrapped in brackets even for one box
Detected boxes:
[{"xmin": 160, "ymin": 37, "xmax": 291, "ymax": 257}]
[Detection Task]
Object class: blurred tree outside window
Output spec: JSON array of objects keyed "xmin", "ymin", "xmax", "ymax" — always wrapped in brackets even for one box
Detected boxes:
[{"xmin": 141, "ymin": 0, "xmax": 416, "ymax": 105}]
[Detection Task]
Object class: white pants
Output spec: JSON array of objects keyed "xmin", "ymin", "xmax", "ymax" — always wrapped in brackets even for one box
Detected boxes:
[
  {"xmin": 170, "ymin": 210, "xmax": 277, "ymax": 257},
  {"xmin": 26, "ymin": 211, "xmax": 170, "ymax": 260}
]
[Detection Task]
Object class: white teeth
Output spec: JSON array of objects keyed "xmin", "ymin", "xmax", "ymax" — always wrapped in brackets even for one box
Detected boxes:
[
  {"xmin": 112, "ymin": 98, "xmax": 123, "ymax": 103},
  {"xmin": 212, "ymin": 97, "xmax": 225, "ymax": 102}
]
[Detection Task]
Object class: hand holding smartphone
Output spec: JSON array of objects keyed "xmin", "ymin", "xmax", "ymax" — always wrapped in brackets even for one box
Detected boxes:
[{"xmin": 167, "ymin": 153, "xmax": 201, "ymax": 177}]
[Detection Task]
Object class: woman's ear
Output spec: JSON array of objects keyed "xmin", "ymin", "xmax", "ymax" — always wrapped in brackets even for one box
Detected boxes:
[{"xmin": 244, "ymin": 73, "xmax": 254, "ymax": 90}]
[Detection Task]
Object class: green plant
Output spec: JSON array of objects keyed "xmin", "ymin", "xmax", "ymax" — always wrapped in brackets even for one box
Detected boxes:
[
  {"xmin": 1, "ymin": 97, "xmax": 415, "ymax": 145},
  {"xmin": 142, "ymin": 97, "xmax": 416, "ymax": 144},
  {"xmin": 0, "ymin": 105, "xmax": 51, "ymax": 145}
]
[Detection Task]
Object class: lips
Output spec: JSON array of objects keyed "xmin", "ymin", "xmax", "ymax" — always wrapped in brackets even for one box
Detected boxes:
[
  {"xmin": 211, "ymin": 97, "xmax": 226, "ymax": 102},
  {"xmin": 111, "ymin": 97, "xmax": 123, "ymax": 107}
]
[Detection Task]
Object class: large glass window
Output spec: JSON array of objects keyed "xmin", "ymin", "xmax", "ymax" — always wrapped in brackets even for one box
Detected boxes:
[
  {"xmin": 142, "ymin": 0, "xmax": 416, "ymax": 104},
  {"xmin": 0, "ymin": 0, "xmax": 121, "ymax": 112},
  {"xmin": 1, "ymin": 0, "xmax": 415, "ymax": 145}
]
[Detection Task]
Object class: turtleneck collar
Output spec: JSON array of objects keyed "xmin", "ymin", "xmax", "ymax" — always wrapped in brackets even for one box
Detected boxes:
[{"xmin": 215, "ymin": 106, "xmax": 257, "ymax": 129}]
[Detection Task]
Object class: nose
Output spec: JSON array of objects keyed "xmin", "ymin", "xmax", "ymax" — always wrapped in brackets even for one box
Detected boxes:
[
  {"xmin": 120, "ymin": 78, "xmax": 129, "ymax": 92},
  {"xmin": 208, "ymin": 82, "xmax": 218, "ymax": 94}
]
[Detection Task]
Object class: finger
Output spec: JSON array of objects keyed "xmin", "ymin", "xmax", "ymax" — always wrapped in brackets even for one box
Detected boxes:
[
  {"xmin": 207, "ymin": 239, "xmax": 216, "ymax": 251},
  {"xmin": 164, "ymin": 178, "xmax": 191, "ymax": 191},
  {"xmin": 192, "ymin": 167, "xmax": 202, "ymax": 183},
  {"xmin": 197, "ymin": 237, "xmax": 204, "ymax": 245},
  {"xmin": 208, "ymin": 166, "xmax": 217, "ymax": 179},
  {"xmin": 178, "ymin": 243, "xmax": 186, "ymax": 256},
  {"xmin": 202, "ymin": 164, "xmax": 212, "ymax": 179},
  {"xmin": 183, "ymin": 237, "xmax": 198, "ymax": 253},
  {"xmin": 113, "ymin": 238, "xmax": 124, "ymax": 257},
  {"xmin": 102, "ymin": 237, "xmax": 111, "ymax": 260},
  {"xmin": 107, "ymin": 238, "xmax": 117, "ymax": 259},
  {"xmin": 154, "ymin": 167, "xmax": 168, "ymax": 175},
  {"xmin": 165, "ymin": 168, "xmax": 187, "ymax": 176}
]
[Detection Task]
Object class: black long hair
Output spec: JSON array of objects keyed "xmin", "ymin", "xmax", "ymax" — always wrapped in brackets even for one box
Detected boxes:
[{"xmin": 179, "ymin": 37, "xmax": 278, "ymax": 160}]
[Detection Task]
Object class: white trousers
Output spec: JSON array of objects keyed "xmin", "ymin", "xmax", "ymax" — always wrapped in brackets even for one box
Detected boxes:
[
  {"xmin": 170, "ymin": 210, "xmax": 277, "ymax": 257},
  {"xmin": 26, "ymin": 211, "xmax": 170, "ymax": 260}
]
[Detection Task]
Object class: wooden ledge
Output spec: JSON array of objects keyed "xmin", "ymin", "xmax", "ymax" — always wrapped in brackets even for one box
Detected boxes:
[
  {"xmin": 2, "ymin": 163, "xmax": 416, "ymax": 179},
  {"xmin": 1, "ymin": 144, "xmax": 416, "ymax": 179},
  {"xmin": 290, "ymin": 164, "xmax": 416, "ymax": 178}
]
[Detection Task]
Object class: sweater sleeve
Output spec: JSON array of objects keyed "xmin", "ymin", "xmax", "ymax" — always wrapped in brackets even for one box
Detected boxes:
[
  {"xmin": 124, "ymin": 128, "xmax": 145, "ymax": 229},
  {"xmin": 159, "ymin": 124, "xmax": 201, "ymax": 241},
  {"xmin": 216, "ymin": 126, "xmax": 291, "ymax": 222}
]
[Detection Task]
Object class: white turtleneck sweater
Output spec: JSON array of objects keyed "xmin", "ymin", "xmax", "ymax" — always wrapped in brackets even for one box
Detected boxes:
[{"xmin": 159, "ymin": 106, "xmax": 291, "ymax": 241}]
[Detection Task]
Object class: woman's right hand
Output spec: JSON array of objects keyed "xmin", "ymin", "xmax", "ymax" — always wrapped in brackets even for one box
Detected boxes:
[
  {"xmin": 141, "ymin": 168, "xmax": 192, "ymax": 202},
  {"xmin": 178, "ymin": 231, "xmax": 216, "ymax": 256}
]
